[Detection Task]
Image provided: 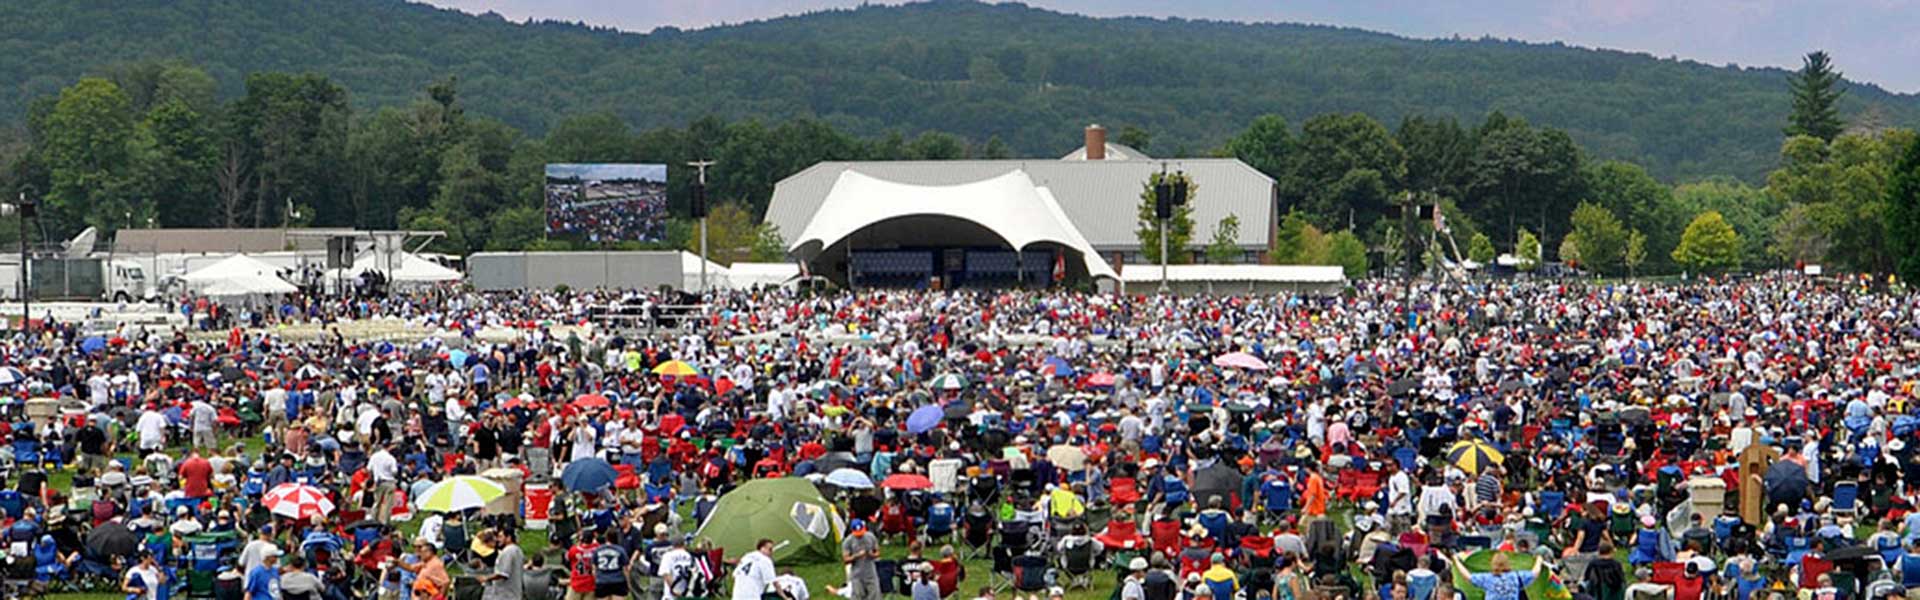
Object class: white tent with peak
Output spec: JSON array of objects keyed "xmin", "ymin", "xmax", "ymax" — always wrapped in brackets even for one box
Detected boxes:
[
  {"xmin": 327, "ymin": 251, "xmax": 463, "ymax": 285},
  {"xmin": 787, "ymin": 169, "xmax": 1118, "ymax": 282},
  {"xmin": 180, "ymin": 254, "xmax": 297, "ymax": 296}
]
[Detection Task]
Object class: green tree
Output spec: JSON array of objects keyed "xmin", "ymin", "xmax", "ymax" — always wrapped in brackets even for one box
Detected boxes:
[
  {"xmin": 1516, "ymin": 228, "xmax": 1541, "ymax": 271},
  {"xmin": 1764, "ymin": 130, "xmax": 1914, "ymax": 271},
  {"xmin": 486, "ymin": 205, "xmax": 545, "ymax": 250},
  {"xmin": 1326, "ymin": 230, "xmax": 1369, "ymax": 279},
  {"xmin": 134, "ymin": 98, "xmax": 219, "ymax": 228},
  {"xmin": 1205, "ymin": 214, "xmax": 1241, "ymax": 263},
  {"xmin": 978, "ymin": 135, "xmax": 1013, "ymax": 159},
  {"xmin": 1672, "ymin": 211, "xmax": 1743, "ymax": 273},
  {"xmin": 1284, "ymin": 113, "xmax": 1406, "ymax": 231},
  {"xmin": 1136, "ymin": 171, "xmax": 1196, "ymax": 264},
  {"xmin": 1786, "ymin": 51, "xmax": 1847, "ymax": 142},
  {"xmin": 1559, "ymin": 235, "xmax": 1581, "ymax": 268},
  {"xmin": 1584, "ymin": 160, "xmax": 1678, "ymax": 271},
  {"xmin": 685, "ymin": 202, "xmax": 771, "ymax": 265},
  {"xmin": 1625, "ymin": 229, "xmax": 1647, "ymax": 277},
  {"xmin": 1221, "ymin": 115, "xmax": 1290, "ymax": 181},
  {"xmin": 906, "ymin": 131, "xmax": 966, "ymax": 160},
  {"xmin": 1115, "ymin": 125, "xmax": 1151, "ymax": 153},
  {"xmin": 1397, "ymin": 115, "xmax": 1474, "ymax": 202},
  {"xmin": 1466, "ymin": 114, "xmax": 1585, "ymax": 245},
  {"xmin": 1569, "ymin": 201, "xmax": 1628, "ymax": 274},
  {"xmin": 1672, "ymin": 178, "xmax": 1781, "ymax": 269},
  {"xmin": 42, "ymin": 77, "xmax": 138, "ymax": 233},
  {"xmin": 1271, "ymin": 210, "xmax": 1320, "ymax": 264},
  {"xmin": 1467, "ymin": 231, "xmax": 1496, "ymax": 264},
  {"xmin": 750, "ymin": 224, "xmax": 787, "ymax": 262},
  {"xmin": 1885, "ymin": 138, "xmax": 1920, "ymax": 282}
]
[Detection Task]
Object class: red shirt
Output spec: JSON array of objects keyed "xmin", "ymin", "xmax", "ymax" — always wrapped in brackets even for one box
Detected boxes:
[
  {"xmin": 567, "ymin": 543, "xmax": 599, "ymax": 592},
  {"xmin": 178, "ymin": 456, "xmax": 213, "ymax": 498}
]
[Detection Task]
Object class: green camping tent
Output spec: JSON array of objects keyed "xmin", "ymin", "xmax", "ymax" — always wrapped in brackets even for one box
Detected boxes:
[
  {"xmin": 1450, "ymin": 550, "xmax": 1571, "ymax": 600},
  {"xmin": 695, "ymin": 477, "xmax": 845, "ymax": 564}
]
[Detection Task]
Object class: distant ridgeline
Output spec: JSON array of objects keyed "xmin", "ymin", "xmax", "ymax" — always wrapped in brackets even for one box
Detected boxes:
[{"xmin": 2, "ymin": 0, "xmax": 1917, "ymax": 183}]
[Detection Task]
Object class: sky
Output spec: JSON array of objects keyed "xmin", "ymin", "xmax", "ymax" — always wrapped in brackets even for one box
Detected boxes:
[{"xmin": 421, "ymin": 0, "xmax": 1920, "ymax": 93}]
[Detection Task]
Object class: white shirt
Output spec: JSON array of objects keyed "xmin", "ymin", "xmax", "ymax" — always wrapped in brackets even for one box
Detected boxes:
[
  {"xmin": 136, "ymin": 410, "xmax": 169, "ymax": 449},
  {"xmin": 732, "ymin": 551, "xmax": 776, "ymax": 600},
  {"xmin": 240, "ymin": 539, "xmax": 279, "ymax": 575},
  {"xmin": 1388, "ymin": 471, "xmax": 1414, "ymax": 515},
  {"xmin": 658, "ymin": 547, "xmax": 694, "ymax": 599},
  {"xmin": 369, "ymin": 450, "xmax": 398, "ymax": 483},
  {"xmin": 127, "ymin": 564, "xmax": 164, "ymax": 600},
  {"xmin": 772, "ymin": 574, "xmax": 810, "ymax": 600},
  {"xmin": 88, "ymin": 375, "xmax": 111, "ymax": 406}
]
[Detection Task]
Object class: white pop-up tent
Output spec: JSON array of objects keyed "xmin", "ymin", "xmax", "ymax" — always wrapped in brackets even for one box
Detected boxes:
[
  {"xmin": 787, "ymin": 170, "xmax": 1119, "ymax": 282},
  {"xmin": 327, "ymin": 252, "xmax": 463, "ymax": 285},
  {"xmin": 180, "ymin": 254, "xmax": 298, "ymax": 296}
]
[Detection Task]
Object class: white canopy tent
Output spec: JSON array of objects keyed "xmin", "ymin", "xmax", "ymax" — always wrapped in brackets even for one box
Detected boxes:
[
  {"xmin": 326, "ymin": 251, "xmax": 463, "ymax": 285},
  {"xmin": 179, "ymin": 254, "xmax": 298, "ymax": 299},
  {"xmin": 788, "ymin": 170, "xmax": 1119, "ymax": 281},
  {"xmin": 726, "ymin": 262, "xmax": 802, "ymax": 289}
]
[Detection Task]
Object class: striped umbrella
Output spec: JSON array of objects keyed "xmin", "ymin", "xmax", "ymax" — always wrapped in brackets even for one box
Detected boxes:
[
  {"xmin": 0, "ymin": 367, "xmax": 24, "ymax": 386},
  {"xmin": 1446, "ymin": 439, "xmax": 1505, "ymax": 474},
  {"xmin": 263, "ymin": 483, "xmax": 335, "ymax": 521},
  {"xmin": 928, "ymin": 373, "xmax": 968, "ymax": 391},
  {"xmin": 414, "ymin": 476, "xmax": 507, "ymax": 513},
  {"xmin": 651, "ymin": 360, "xmax": 701, "ymax": 377}
]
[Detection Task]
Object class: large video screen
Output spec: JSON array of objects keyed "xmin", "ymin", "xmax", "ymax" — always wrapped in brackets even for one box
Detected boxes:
[{"xmin": 544, "ymin": 163, "xmax": 669, "ymax": 243}]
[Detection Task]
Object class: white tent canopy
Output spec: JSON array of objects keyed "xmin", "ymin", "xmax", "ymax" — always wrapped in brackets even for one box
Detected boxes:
[
  {"xmin": 328, "ymin": 251, "xmax": 463, "ymax": 283},
  {"xmin": 181, "ymin": 254, "xmax": 297, "ymax": 295},
  {"xmin": 789, "ymin": 170, "xmax": 1118, "ymax": 280},
  {"xmin": 726, "ymin": 262, "xmax": 802, "ymax": 289}
]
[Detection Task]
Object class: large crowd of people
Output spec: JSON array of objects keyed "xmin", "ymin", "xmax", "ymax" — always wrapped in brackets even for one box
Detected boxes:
[{"xmin": 4, "ymin": 275, "xmax": 1920, "ymax": 600}]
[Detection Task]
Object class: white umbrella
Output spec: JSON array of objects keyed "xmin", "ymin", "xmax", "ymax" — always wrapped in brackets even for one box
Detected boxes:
[
  {"xmin": 415, "ymin": 476, "xmax": 508, "ymax": 512},
  {"xmin": 0, "ymin": 367, "xmax": 25, "ymax": 385}
]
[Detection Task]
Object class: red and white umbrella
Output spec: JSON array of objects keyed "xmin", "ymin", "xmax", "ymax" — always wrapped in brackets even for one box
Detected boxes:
[{"xmin": 263, "ymin": 483, "xmax": 335, "ymax": 521}]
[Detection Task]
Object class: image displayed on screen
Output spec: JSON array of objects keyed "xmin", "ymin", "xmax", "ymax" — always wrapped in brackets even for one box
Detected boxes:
[{"xmin": 545, "ymin": 163, "xmax": 669, "ymax": 243}]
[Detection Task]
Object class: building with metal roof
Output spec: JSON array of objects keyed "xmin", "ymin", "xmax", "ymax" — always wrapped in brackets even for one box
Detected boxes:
[{"xmin": 764, "ymin": 126, "xmax": 1278, "ymax": 275}]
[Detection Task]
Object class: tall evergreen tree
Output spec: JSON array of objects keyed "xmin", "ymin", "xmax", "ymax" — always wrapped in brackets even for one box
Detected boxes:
[{"xmin": 1786, "ymin": 51, "xmax": 1847, "ymax": 142}]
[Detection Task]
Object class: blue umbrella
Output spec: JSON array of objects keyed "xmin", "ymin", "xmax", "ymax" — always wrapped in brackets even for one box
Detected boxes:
[
  {"xmin": 80, "ymin": 336, "xmax": 107, "ymax": 353},
  {"xmin": 824, "ymin": 468, "xmax": 874, "ymax": 489},
  {"xmin": 906, "ymin": 405, "xmax": 944, "ymax": 434},
  {"xmin": 446, "ymin": 349, "xmax": 470, "ymax": 368},
  {"xmin": 560, "ymin": 458, "xmax": 619, "ymax": 493},
  {"xmin": 1042, "ymin": 356, "xmax": 1075, "ymax": 378}
]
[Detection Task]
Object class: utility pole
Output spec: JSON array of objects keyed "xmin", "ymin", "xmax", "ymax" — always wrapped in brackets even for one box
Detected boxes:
[
  {"xmin": 687, "ymin": 160, "xmax": 715, "ymax": 292},
  {"xmin": 7, "ymin": 186, "xmax": 36, "ymax": 333},
  {"xmin": 1156, "ymin": 164, "xmax": 1171, "ymax": 293}
]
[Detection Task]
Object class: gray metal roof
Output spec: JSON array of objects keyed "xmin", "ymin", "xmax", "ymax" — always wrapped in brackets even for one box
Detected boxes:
[{"xmin": 765, "ymin": 158, "xmax": 1274, "ymax": 251}]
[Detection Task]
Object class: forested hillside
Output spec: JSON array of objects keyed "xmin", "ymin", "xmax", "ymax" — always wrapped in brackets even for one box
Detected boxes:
[{"xmin": 2, "ymin": 0, "xmax": 1916, "ymax": 182}]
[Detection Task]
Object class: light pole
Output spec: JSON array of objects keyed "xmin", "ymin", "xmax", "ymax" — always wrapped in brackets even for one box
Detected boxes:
[
  {"xmin": 4, "ymin": 185, "xmax": 37, "ymax": 332},
  {"xmin": 687, "ymin": 160, "xmax": 715, "ymax": 292}
]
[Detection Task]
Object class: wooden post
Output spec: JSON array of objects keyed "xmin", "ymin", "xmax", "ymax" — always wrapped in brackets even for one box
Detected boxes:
[{"xmin": 1737, "ymin": 441, "xmax": 1779, "ymax": 525}]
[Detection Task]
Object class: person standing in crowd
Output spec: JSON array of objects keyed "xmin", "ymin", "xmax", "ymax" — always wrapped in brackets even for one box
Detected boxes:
[
  {"xmin": 479, "ymin": 530, "xmax": 526, "ymax": 600},
  {"xmin": 398, "ymin": 538, "xmax": 451, "ymax": 600},
  {"xmin": 280, "ymin": 556, "xmax": 324, "ymax": 600},
  {"xmin": 843, "ymin": 520, "xmax": 883, "ymax": 600},
  {"xmin": 567, "ymin": 529, "xmax": 601, "ymax": 600},
  {"xmin": 246, "ymin": 548, "xmax": 281, "ymax": 600},
  {"xmin": 734, "ymin": 539, "xmax": 777, "ymax": 600},
  {"xmin": 124, "ymin": 552, "xmax": 166, "ymax": 600}
]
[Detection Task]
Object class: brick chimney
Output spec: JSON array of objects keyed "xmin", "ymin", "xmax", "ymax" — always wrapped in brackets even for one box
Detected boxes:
[{"xmin": 1084, "ymin": 124, "xmax": 1106, "ymax": 160}]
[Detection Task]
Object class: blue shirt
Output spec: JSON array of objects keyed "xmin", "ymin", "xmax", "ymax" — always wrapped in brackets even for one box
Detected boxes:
[
  {"xmin": 1468, "ymin": 570, "xmax": 1536, "ymax": 600},
  {"xmin": 247, "ymin": 565, "xmax": 280, "ymax": 600}
]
